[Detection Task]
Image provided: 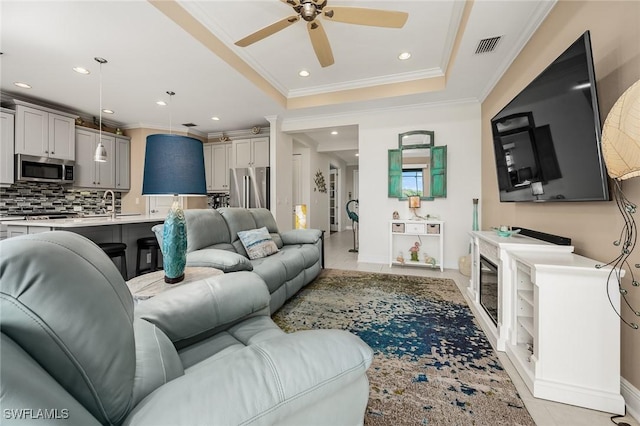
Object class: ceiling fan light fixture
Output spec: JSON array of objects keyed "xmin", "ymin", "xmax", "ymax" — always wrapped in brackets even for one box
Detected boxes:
[
  {"xmin": 398, "ymin": 52, "xmax": 411, "ymax": 60},
  {"xmin": 298, "ymin": 70, "xmax": 310, "ymax": 77}
]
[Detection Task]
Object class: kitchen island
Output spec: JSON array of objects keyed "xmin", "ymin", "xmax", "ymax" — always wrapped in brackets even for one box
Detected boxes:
[{"xmin": 2, "ymin": 214, "xmax": 165, "ymax": 279}]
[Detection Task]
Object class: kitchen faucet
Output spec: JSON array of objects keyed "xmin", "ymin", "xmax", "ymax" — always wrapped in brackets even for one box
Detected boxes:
[{"xmin": 103, "ymin": 190, "xmax": 116, "ymax": 219}]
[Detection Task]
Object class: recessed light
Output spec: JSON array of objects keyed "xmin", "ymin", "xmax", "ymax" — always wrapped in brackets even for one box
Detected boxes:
[
  {"xmin": 398, "ymin": 52, "xmax": 411, "ymax": 60},
  {"xmin": 298, "ymin": 70, "xmax": 310, "ymax": 77},
  {"xmin": 73, "ymin": 66, "xmax": 90, "ymax": 75},
  {"xmin": 211, "ymin": 116, "xmax": 220, "ymax": 121},
  {"xmin": 102, "ymin": 109, "xmax": 114, "ymax": 114},
  {"xmin": 156, "ymin": 101, "xmax": 167, "ymax": 106},
  {"xmin": 14, "ymin": 82, "xmax": 31, "ymax": 89},
  {"xmin": 331, "ymin": 131, "xmax": 338, "ymax": 135},
  {"xmin": 355, "ymin": 153, "xmax": 359, "ymax": 157}
]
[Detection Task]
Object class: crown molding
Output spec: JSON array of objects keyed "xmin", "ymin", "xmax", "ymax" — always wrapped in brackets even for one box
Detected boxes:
[
  {"xmin": 288, "ymin": 69, "xmax": 444, "ymax": 99},
  {"xmin": 206, "ymin": 126, "xmax": 271, "ymax": 141}
]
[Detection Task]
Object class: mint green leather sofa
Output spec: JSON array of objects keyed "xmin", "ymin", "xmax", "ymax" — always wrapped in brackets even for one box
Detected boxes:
[
  {"xmin": 0, "ymin": 231, "xmax": 373, "ymax": 425},
  {"xmin": 154, "ymin": 208, "xmax": 323, "ymax": 313}
]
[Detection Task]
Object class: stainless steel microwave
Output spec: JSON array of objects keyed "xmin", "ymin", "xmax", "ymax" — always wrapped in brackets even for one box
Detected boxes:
[{"xmin": 15, "ymin": 154, "xmax": 75, "ymax": 184}]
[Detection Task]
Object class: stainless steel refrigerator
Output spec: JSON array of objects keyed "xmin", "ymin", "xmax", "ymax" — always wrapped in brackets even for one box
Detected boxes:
[{"xmin": 229, "ymin": 167, "xmax": 270, "ymax": 209}]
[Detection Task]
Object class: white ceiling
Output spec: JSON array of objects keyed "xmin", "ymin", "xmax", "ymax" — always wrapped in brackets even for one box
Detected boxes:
[{"xmin": 0, "ymin": 0, "xmax": 556, "ymax": 166}]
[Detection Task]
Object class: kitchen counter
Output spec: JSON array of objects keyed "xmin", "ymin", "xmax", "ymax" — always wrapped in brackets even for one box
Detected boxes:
[
  {"xmin": 2, "ymin": 214, "xmax": 166, "ymax": 280},
  {"xmin": 1, "ymin": 214, "xmax": 167, "ymax": 228}
]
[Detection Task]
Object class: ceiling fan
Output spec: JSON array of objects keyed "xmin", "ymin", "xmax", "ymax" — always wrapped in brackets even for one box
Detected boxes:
[{"xmin": 235, "ymin": 0, "xmax": 408, "ymax": 68}]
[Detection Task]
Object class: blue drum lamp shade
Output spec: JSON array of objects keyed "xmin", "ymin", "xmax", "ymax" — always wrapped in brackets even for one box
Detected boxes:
[{"xmin": 142, "ymin": 134, "xmax": 207, "ymax": 283}]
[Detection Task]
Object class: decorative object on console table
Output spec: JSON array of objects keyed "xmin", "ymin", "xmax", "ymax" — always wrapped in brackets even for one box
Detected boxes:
[
  {"xmin": 472, "ymin": 198, "xmax": 479, "ymax": 231},
  {"xmin": 408, "ymin": 195, "xmax": 422, "ymax": 220},
  {"xmin": 142, "ymin": 134, "xmax": 206, "ymax": 284},
  {"xmin": 598, "ymin": 78, "xmax": 640, "ymax": 329}
]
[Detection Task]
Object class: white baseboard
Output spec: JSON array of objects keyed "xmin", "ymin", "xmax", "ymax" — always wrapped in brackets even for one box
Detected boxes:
[{"xmin": 622, "ymin": 377, "xmax": 640, "ymax": 422}]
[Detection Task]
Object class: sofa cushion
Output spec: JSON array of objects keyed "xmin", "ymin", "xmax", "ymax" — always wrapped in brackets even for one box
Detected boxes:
[
  {"xmin": 237, "ymin": 227, "xmax": 279, "ymax": 260},
  {"xmin": 184, "ymin": 209, "xmax": 231, "ymax": 253},
  {"xmin": 280, "ymin": 244, "xmax": 320, "ymax": 269},
  {"xmin": 186, "ymin": 249, "xmax": 253, "ymax": 272},
  {"xmin": 250, "ymin": 208, "xmax": 284, "ymax": 248}
]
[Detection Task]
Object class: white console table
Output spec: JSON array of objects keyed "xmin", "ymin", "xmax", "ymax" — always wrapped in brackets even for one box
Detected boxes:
[
  {"xmin": 507, "ymin": 251, "xmax": 624, "ymax": 414},
  {"xmin": 468, "ymin": 231, "xmax": 624, "ymax": 414},
  {"xmin": 389, "ymin": 220, "xmax": 444, "ymax": 271},
  {"xmin": 468, "ymin": 231, "xmax": 573, "ymax": 350}
]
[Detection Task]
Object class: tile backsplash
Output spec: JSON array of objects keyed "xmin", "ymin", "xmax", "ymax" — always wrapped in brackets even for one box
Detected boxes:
[{"xmin": 0, "ymin": 181, "xmax": 121, "ymax": 216}]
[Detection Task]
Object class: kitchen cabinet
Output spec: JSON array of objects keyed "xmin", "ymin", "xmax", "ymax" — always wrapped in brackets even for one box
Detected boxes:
[
  {"xmin": 1, "ymin": 109, "xmax": 15, "ymax": 185},
  {"xmin": 232, "ymin": 137, "xmax": 269, "ymax": 168},
  {"xmin": 204, "ymin": 143, "xmax": 231, "ymax": 192},
  {"xmin": 115, "ymin": 136, "xmax": 130, "ymax": 191},
  {"xmin": 75, "ymin": 128, "xmax": 115, "ymax": 189},
  {"xmin": 14, "ymin": 101, "xmax": 76, "ymax": 161}
]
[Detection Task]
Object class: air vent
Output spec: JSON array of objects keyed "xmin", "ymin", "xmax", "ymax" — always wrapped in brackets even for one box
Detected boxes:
[
  {"xmin": 182, "ymin": 123, "xmax": 197, "ymax": 127},
  {"xmin": 475, "ymin": 36, "xmax": 502, "ymax": 54}
]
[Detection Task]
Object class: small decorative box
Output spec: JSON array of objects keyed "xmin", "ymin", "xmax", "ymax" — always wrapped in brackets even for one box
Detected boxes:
[
  {"xmin": 392, "ymin": 223, "xmax": 405, "ymax": 233},
  {"xmin": 427, "ymin": 224, "xmax": 440, "ymax": 234}
]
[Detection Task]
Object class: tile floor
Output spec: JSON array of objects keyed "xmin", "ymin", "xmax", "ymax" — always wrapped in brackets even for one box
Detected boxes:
[{"xmin": 323, "ymin": 230, "xmax": 639, "ymax": 426}]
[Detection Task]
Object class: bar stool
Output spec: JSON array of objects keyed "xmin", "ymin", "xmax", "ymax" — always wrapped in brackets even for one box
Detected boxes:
[
  {"xmin": 98, "ymin": 242, "xmax": 128, "ymax": 280},
  {"xmin": 136, "ymin": 237, "xmax": 162, "ymax": 276}
]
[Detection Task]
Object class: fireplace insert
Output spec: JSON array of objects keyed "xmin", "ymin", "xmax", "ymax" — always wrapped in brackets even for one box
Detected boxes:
[{"xmin": 479, "ymin": 255, "xmax": 498, "ymax": 325}]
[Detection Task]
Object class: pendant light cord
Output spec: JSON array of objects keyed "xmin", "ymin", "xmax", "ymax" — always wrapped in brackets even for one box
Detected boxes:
[{"xmin": 167, "ymin": 91, "xmax": 175, "ymax": 135}]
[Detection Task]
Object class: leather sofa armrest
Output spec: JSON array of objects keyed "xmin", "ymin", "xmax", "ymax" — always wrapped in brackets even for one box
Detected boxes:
[
  {"xmin": 135, "ymin": 271, "xmax": 269, "ymax": 345},
  {"xmin": 122, "ymin": 330, "xmax": 373, "ymax": 426},
  {"xmin": 186, "ymin": 249, "xmax": 253, "ymax": 272},
  {"xmin": 280, "ymin": 229, "xmax": 322, "ymax": 245}
]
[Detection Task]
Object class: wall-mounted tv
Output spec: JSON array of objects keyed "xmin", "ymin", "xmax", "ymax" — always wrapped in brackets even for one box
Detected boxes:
[{"xmin": 491, "ymin": 31, "xmax": 610, "ymax": 202}]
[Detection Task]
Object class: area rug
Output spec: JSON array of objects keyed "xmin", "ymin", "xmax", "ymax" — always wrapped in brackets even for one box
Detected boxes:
[{"xmin": 272, "ymin": 269, "xmax": 535, "ymax": 426}]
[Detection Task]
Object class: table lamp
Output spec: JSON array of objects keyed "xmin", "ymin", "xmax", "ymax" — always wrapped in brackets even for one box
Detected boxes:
[
  {"xmin": 408, "ymin": 196, "xmax": 422, "ymax": 220},
  {"xmin": 142, "ymin": 134, "xmax": 206, "ymax": 283}
]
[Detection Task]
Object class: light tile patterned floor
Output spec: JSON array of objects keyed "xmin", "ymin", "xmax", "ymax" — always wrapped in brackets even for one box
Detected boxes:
[{"xmin": 323, "ymin": 230, "xmax": 639, "ymax": 426}]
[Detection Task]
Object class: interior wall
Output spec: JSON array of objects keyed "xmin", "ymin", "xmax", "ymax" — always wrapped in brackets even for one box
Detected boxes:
[
  {"xmin": 282, "ymin": 100, "xmax": 481, "ymax": 269},
  {"xmin": 481, "ymin": 0, "xmax": 640, "ymax": 392},
  {"xmin": 308, "ymin": 150, "xmax": 330, "ymax": 232}
]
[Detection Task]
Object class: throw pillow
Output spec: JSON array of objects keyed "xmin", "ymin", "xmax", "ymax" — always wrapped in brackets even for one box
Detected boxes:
[{"xmin": 237, "ymin": 227, "xmax": 279, "ymax": 260}]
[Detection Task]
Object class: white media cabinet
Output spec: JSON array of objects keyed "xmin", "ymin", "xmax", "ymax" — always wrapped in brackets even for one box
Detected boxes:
[
  {"xmin": 468, "ymin": 231, "xmax": 625, "ymax": 414},
  {"xmin": 389, "ymin": 220, "xmax": 444, "ymax": 271}
]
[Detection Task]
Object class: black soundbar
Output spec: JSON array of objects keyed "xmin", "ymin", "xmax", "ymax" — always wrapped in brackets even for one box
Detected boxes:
[{"xmin": 512, "ymin": 227, "xmax": 572, "ymax": 246}]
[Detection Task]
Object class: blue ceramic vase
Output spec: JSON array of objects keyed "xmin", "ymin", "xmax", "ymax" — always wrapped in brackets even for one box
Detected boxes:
[{"xmin": 162, "ymin": 202, "xmax": 187, "ymax": 283}]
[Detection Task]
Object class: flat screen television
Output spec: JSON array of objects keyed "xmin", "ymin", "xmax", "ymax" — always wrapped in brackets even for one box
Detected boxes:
[{"xmin": 491, "ymin": 31, "xmax": 610, "ymax": 202}]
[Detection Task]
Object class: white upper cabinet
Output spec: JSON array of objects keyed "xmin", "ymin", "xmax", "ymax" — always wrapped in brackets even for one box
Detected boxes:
[
  {"xmin": 14, "ymin": 102, "xmax": 75, "ymax": 161},
  {"xmin": 1, "ymin": 109, "xmax": 15, "ymax": 185},
  {"xmin": 232, "ymin": 137, "xmax": 269, "ymax": 168},
  {"xmin": 115, "ymin": 137, "xmax": 130, "ymax": 191},
  {"xmin": 212, "ymin": 143, "xmax": 231, "ymax": 191},
  {"xmin": 74, "ymin": 128, "xmax": 116, "ymax": 189}
]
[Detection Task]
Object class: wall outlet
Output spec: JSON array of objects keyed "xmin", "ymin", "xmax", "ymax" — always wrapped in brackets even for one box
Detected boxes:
[
  {"xmin": 146, "ymin": 253, "xmax": 152, "ymax": 264},
  {"xmin": 73, "ymin": 206, "xmax": 82, "ymax": 212}
]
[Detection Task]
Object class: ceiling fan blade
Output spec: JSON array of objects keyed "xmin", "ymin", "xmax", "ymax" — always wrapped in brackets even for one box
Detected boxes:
[
  {"xmin": 324, "ymin": 7, "xmax": 408, "ymax": 28},
  {"xmin": 279, "ymin": 0, "xmax": 300, "ymax": 7},
  {"xmin": 307, "ymin": 20, "xmax": 334, "ymax": 67},
  {"xmin": 235, "ymin": 15, "xmax": 300, "ymax": 47}
]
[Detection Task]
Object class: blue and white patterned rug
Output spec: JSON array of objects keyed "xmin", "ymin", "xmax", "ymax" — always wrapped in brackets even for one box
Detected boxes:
[{"xmin": 272, "ymin": 269, "xmax": 535, "ymax": 426}]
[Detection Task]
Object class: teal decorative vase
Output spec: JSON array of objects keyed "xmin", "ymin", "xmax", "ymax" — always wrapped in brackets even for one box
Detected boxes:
[
  {"xmin": 162, "ymin": 201, "xmax": 187, "ymax": 283},
  {"xmin": 472, "ymin": 198, "xmax": 479, "ymax": 231}
]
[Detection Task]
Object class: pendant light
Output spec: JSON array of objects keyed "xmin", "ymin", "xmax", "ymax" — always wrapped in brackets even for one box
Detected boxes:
[{"xmin": 94, "ymin": 57, "xmax": 108, "ymax": 162}]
